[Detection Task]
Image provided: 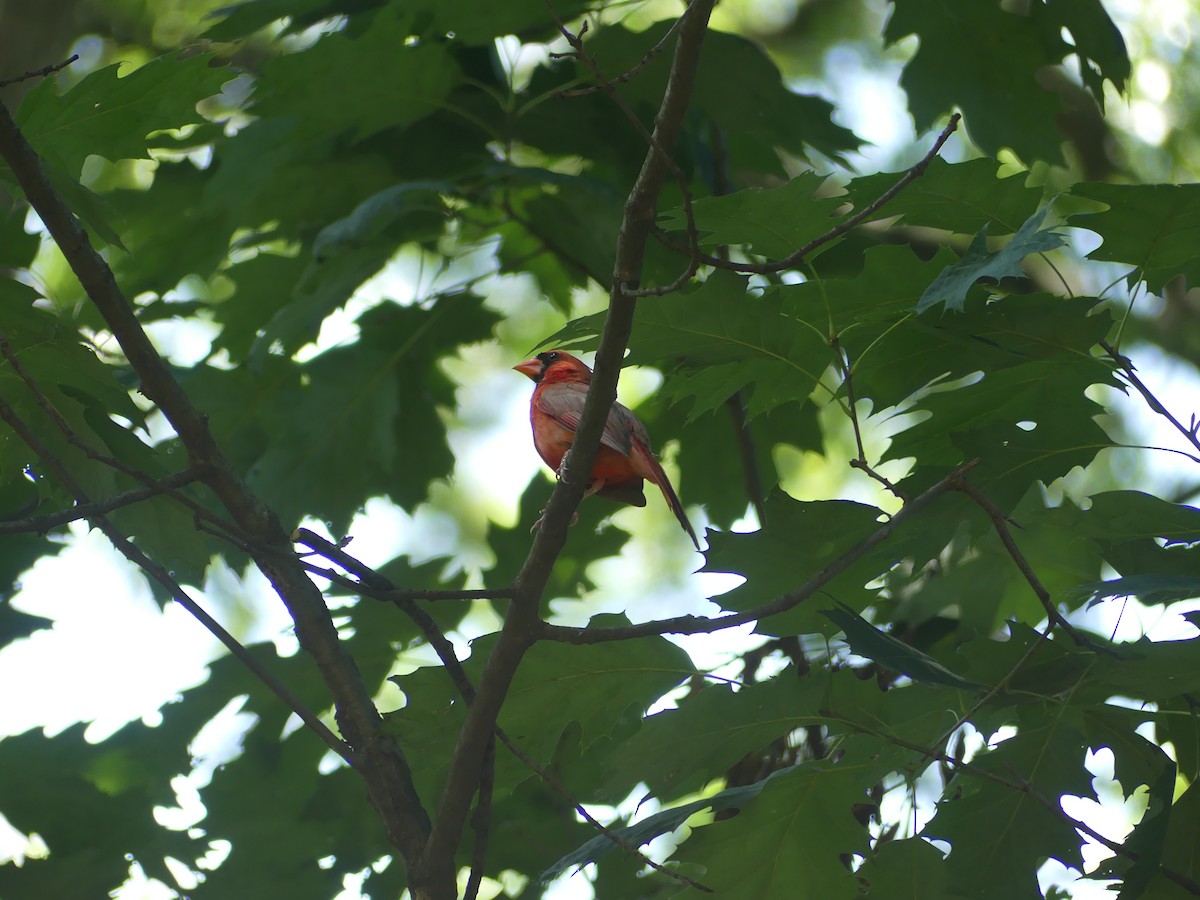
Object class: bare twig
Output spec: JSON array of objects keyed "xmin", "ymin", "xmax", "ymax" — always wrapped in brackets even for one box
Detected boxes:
[
  {"xmin": 0, "ymin": 393, "xmax": 354, "ymax": 765},
  {"xmin": 544, "ymin": 3, "xmax": 702, "ymax": 298},
  {"xmin": 833, "ymin": 337, "xmax": 909, "ymax": 503},
  {"xmin": 653, "ymin": 113, "xmax": 962, "ymax": 275},
  {"xmin": 557, "ymin": 15, "xmax": 685, "ymax": 97},
  {"xmin": 725, "ymin": 391, "xmax": 768, "ymax": 524},
  {"xmin": 951, "ymin": 476, "xmax": 1100, "ymax": 651},
  {"xmin": 292, "ymin": 529, "xmax": 515, "ymax": 604},
  {"xmin": 540, "ymin": 460, "xmax": 977, "ymax": 645},
  {"xmin": 709, "ymin": 124, "xmax": 769, "ymax": 525},
  {"xmin": 0, "ymin": 470, "xmax": 202, "ymax": 534},
  {"xmin": 1101, "ymin": 340, "xmax": 1200, "ymax": 460},
  {"xmin": 463, "ymin": 736, "xmax": 495, "ymax": 900},
  {"xmin": 0, "ymin": 55, "xmax": 78, "ymax": 89},
  {"xmin": 929, "ymin": 621, "xmax": 1053, "ymax": 751}
]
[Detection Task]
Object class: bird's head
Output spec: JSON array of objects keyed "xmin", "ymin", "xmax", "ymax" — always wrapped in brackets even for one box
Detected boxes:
[{"xmin": 513, "ymin": 349, "xmax": 592, "ymax": 385}]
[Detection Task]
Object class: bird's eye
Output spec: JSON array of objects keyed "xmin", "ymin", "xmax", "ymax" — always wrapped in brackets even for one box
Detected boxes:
[{"xmin": 541, "ymin": 351, "xmax": 559, "ymax": 364}]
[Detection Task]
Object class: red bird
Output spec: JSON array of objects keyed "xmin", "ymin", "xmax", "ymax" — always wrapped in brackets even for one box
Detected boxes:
[{"xmin": 514, "ymin": 350, "xmax": 700, "ymax": 550}]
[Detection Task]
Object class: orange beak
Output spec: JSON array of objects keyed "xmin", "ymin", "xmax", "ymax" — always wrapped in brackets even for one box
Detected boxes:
[{"xmin": 513, "ymin": 358, "xmax": 542, "ymax": 380}]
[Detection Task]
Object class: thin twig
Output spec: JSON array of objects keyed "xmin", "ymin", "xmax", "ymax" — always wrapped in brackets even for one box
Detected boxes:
[
  {"xmin": 544, "ymin": 3, "xmax": 702, "ymax": 298},
  {"xmin": 0, "ymin": 393, "xmax": 354, "ymax": 766},
  {"xmin": 710, "ymin": 124, "xmax": 769, "ymax": 525},
  {"xmin": 540, "ymin": 460, "xmax": 978, "ymax": 645},
  {"xmin": 833, "ymin": 336, "xmax": 909, "ymax": 503},
  {"xmin": 653, "ymin": 113, "xmax": 962, "ymax": 275},
  {"xmin": 557, "ymin": 15, "xmax": 685, "ymax": 97},
  {"xmin": 0, "ymin": 470, "xmax": 202, "ymax": 534},
  {"xmin": 463, "ymin": 736, "xmax": 495, "ymax": 900},
  {"xmin": 1101, "ymin": 340, "xmax": 1200, "ymax": 460},
  {"xmin": 929, "ymin": 621, "xmax": 1053, "ymax": 751},
  {"xmin": 951, "ymin": 476, "xmax": 1104, "ymax": 652},
  {"xmin": 291, "ymin": 529, "xmax": 515, "ymax": 603},
  {"xmin": 725, "ymin": 391, "xmax": 768, "ymax": 525},
  {"xmin": 0, "ymin": 330, "xmax": 245, "ymax": 543},
  {"xmin": 0, "ymin": 55, "xmax": 78, "ymax": 89}
]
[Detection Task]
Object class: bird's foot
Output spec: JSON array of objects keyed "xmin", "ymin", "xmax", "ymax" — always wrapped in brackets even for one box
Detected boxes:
[{"xmin": 530, "ymin": 507, "xmax": 580, "ymax": 534}]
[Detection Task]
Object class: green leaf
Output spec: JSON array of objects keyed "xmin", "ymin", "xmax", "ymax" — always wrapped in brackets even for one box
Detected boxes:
[
  {"xmin": 886, "ymin": 0, "xmax": 1068, "ymax": 164},
  {"xmin": 543, "ymin": 764, "xmax": 798, "ymax": 883},
  {"xmin": 11, "ymin": 52, "xmax": 230, "ymax": 178},
  {"xmin": 887, "ymin": 356, "xmax": 1114, "ymax": 513},
  {"xmin": 667, "ymin": 757, "xmax": 874, "ymax": 899},
  {"xmin": 414, "ymin": 0, "xmax": 593, "ymax": 44},
  {"xmin": 703, "ymin": 492, "xmax": 946, "ymax": 635},
  {"xmin": 203, "ymin": 0, "xmax": 385, "ymax": 41},
  {"xmin": 922, "ymin": 707, "xmax": 1093, "ymax": 898},
  {"xmin": 540, "ymin": 272, "xmax": 831, "ymax": 419},
  {"xmin": 659, "ymin": 172, "xmax": 842, "ymax": 259},
  {"xmin": 917, "ymin": 207, "xmax": 1067, "ymax": 313},
  {"xmin": 311, "ymin": 180, "xmax": 450, "ymax": 259},
  {"xmin": 843, "ymin": 158, "xmax": 1044, "ymax": 235},
  {"xmin": 585, "ymin": 24, "xmax": 859, "ymax": 169},
  {"xmin": 852, "ymin": 839, "xmax": 952, "ymax": 899},
  {"xmin": 388, "ymin": 617, "xmax": 695, "ymax": 802},
  {"xmin": 1068, "ymin": 183, "xmax": 1200, "ymax": 291},
  {"xmin": 186, "ymin": 297, "xmax": 497, "ymax": 530},
  {"xmin": 1031, "ymin": 0, "xmax": 1131, "ymax": 105},
  {"xmin": 821, "ymin": 602, "xmax": 980, "ymax": 689},
  {"xmin": 1066, "ymin": 574, "xmax": 1200, "ymax": 608},
  {"xmin": 253, "ymin": 8, "xmax": 461, "ymax": 143},
  {"xmin": 602, "ymin": 674, "xmax": 824, "ymax": 801}
]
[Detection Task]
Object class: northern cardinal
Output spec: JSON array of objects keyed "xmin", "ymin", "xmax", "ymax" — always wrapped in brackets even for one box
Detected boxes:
[{"xmin": 514, "ymin": 349, "xmax": 700, "ymax": 550}]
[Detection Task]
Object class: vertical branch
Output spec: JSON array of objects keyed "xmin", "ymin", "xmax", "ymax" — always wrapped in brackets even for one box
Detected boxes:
[{"xmin": 419, "ymin": 0, "xmax": 719, "ymax": 879}]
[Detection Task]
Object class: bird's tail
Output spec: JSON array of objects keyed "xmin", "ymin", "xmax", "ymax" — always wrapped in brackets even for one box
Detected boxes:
[{"xmin": 647, "ymin": 455, "xmax": 700, "ymax": 551}]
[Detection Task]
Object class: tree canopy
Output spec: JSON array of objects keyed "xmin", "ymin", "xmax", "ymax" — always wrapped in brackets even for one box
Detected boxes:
[{"xmin": 1, "ymin": 0, "xmax": 1200, "ymax": 899}]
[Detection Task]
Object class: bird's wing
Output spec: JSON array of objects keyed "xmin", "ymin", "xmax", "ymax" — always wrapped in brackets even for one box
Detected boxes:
[{"xmin": 535, "ymin": 383, "xmax": 633, "ymax": 456}]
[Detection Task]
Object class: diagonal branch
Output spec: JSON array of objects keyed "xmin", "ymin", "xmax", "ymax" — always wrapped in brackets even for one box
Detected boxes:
[
  {"xmin": 0, "ymin": 393, "xmax": 352, "ymax": 765},
  {"xmin": 950, "ymin": 475, "xmax": 1102, "ymax": 652},
  {"xmin": 0, "ymin": 98, "xmax": 433, "ymax": 864},
  {"xmin": 546, "ymin": 4, "xmax": 702, "ymax": 297},
  {"xmin": 0, "ymin": 54, "xmax": 78, "ymax": 89},
  {"xmin": 420, "ymin": 0, "xmax": 719, "ymax": 878},
  {"xmin": 0, "ymin": 470, "xmax": 202, "ymax": 534},
  {"xmin": 1101, "ymin": 340, "xmax": 1200, "ymax": 461},
  {"xmin": 540, "ymin": 460, "xmax": 975, "ymax": 645},
  {"xmin": 653, "ymin": 113, "xmax": 961, "ymax": 275}
]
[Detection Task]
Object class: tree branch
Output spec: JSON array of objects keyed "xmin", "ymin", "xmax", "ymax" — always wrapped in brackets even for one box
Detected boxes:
[
  {"xmin": 950, "ymin": 475, "xmax": 1100, "ymax": 651},
  {"xmin": 0, "ymin": 98, "xmax": 433, "ymax": 866},
  {"xmin": 0, "ymin": 470, "xmax": 201, "ymax": 534},
  {"xmin": 653, "ymin": 113, "xmax": 961, "ymax": 275},
  {"xmin": 540, "ymin": 460, "xmax": 975, "ymax": 644},
  {"xmin": 0, "ymin": 393, "xmax": 353, "ymax": 765},
  {"xmin": 546, "ymin": 4, "xmax": 702, "ymax": 297},
  {"xmin": 1101, "ymin": 340, "xmax": 1200, "ymax": 461},
  {"xmin": 420, "ymin": 0, "xmax": 719, "ymax": 878},
  {"xmin": 0, "ymin": 54, "xmax": 78, "ymax": 89}
]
